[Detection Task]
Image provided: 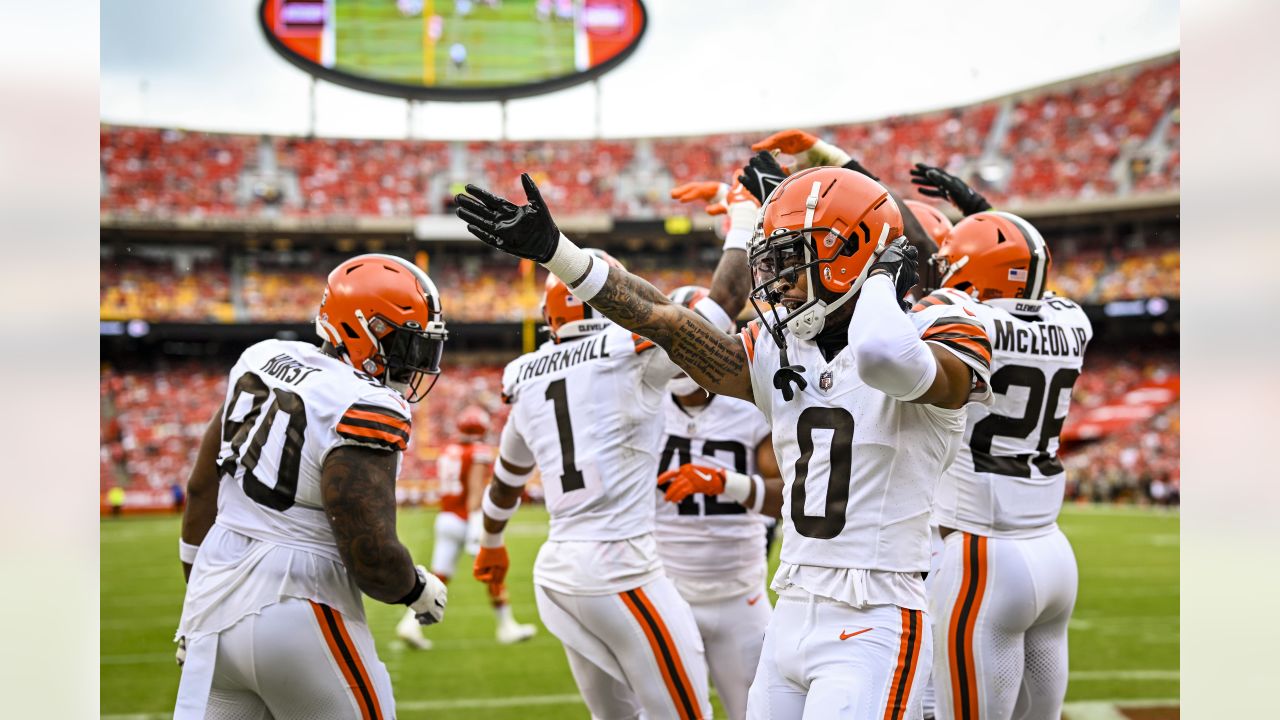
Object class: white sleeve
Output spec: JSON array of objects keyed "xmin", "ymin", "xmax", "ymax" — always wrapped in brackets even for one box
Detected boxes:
[
  {"xmin": 692, "ymin": 296, "xmax": 735, "ymax": 333},
  {"xmin": 639, "ymin": 345, "xmax": 683, "ymax": 390},
  {"xmin": 848, "ymin": 275, "xmax": 937, "ymax": 401},
  {"xmin": 497, "ymin": 419, "xmax": 535, "ymax": 468}
]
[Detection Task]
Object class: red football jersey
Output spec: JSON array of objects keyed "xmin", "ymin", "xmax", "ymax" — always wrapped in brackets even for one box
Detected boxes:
[{"xmin": 437, "ymin": 441, "xmax": 493, "ymax": 519}]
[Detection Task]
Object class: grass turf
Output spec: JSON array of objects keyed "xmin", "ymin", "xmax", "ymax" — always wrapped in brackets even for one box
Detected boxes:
[
  {"xmin": 334, "ymin": 0, "xmax": 576, "ymax": 88},
  {"xmin": 100, "ymin": 503, "xmax": 1178, "ymax": 717}
]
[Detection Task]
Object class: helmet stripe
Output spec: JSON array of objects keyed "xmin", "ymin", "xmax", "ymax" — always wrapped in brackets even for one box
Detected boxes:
[{"xmin": 994, "ymin": 212, "xmax": 1048, "ymax": 300}]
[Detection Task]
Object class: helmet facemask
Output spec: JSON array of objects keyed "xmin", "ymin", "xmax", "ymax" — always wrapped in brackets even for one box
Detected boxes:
[{"xmin": 356, "ymin": 305, "xmax": 448, "ymax": 404}]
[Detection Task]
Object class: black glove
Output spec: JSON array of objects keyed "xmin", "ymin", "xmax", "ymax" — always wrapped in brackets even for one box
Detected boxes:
[
  {"xmin": 738, "ymin": 151, "xmax": 787, "ymax": 205},
  {"xmin": 841, "ymin": 157, "xmax": 880, "ymax": 181},
  {"xmin": 909, "ymin": 163, "xmax": 992, "ymax": 216},
  {"xmin": 867, "ymin": 238, "xmax": 919, "ymax": 311},
  {"xmin": 454, "ymin": 173, "xmax": 561, "ymax": 263}
]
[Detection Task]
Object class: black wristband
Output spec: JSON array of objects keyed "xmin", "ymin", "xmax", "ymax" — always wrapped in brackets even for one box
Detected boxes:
[{"xmin": 396, "ymin": 569, "xmax": 426, "ymax": 606}]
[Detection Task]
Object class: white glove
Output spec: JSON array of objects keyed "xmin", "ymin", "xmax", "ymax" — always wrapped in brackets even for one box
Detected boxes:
[
  {"xmin": 408, "ymin": 565, "xmax": 448, "ymax": 625},
  {"xmin": 464, "ymin": 512, "xmax": 484, "ymax": 556}
]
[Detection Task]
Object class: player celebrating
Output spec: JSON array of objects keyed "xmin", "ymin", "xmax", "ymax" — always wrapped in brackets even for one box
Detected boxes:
[
  {"xmin": 395, "ymin": 406, "xmax": 537, "ymax": 650},
  {"xmin": 654, "ymin": 285, "xmax": 783, "ymax": 720},
  {"xmin": 915, "ymin": 210, "xmax": 1091, "ymax": 720},
  {"xmin": 454, "ymin": 167, "xmax": 992, "ymax": 720},
  {"xmin": 458, "ymin": 173, "xmax": 753, "ymax": 720},
  {"xmin": 173, "ymin": 254, "xmax": 449, "ymax": 719}
]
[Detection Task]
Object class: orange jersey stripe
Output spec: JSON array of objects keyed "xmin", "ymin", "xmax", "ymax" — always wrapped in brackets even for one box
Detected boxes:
[
  {"xmin": 883, "ymin": 608, "xmax": 924, "ymax": 720},
  {"xmin": 620, "ymin": 591, "xmax": 697, "ymax": 720},
  {"xmin": 310, "ymin": 602, "xmax": 382, "ymax": 720},
  {"xmin": 341, "ymin": 408, "xmax": 410, "ymax": 434},
  {"xmin": 948, "ymin": 534, "xmax": 989, "ymax": 720},
  {"xmin": 336, "ymin": 423, "xmax": 408, "ymax": 451},
  {"xmin": 633, "ymin": 588, "xmax": 699, "ymax": 715},
  {"xmin": 329, "ymin": 608, "xmax": 384, "ymax": 720}
]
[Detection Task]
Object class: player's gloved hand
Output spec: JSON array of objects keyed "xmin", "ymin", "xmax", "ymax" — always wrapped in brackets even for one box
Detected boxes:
[
  {"xmin": 407, "ymin": 565, "xmax": 448, "ymax": 626},
  {"xmin": 868, "ymin": 238, "xmax": 920, "ymax": 311},
  {"xmin": 658, "ymin": 463, "xmax": 727, "ymax": 503},
  {"xmin": 841, "ymin": 157, "xmax": 880, "ymax": 181},
  {"xmin": 455, "ymin": 173, "xmax": 561, "ymax": 262},
  {"xmin": 752, "ymin": 129, "xmax": 852, "ymax": 169},
  {"xmin": 175, "ymin": 636, "xmax": 186, "ymax": 667},
  {"xmin": 473, "ymin": 544, "xmax": 510, "ymax": 588},
  {"xmin": 909, "ymin": 163, "xmax": 993, "ymax": 217},
  {"xmin": 738, "ymin": 151, "xmax": 788, "ymax": 205},
  {"xmin": 670, "ymin": 181, "xmax": 730, "ymax": 215}
]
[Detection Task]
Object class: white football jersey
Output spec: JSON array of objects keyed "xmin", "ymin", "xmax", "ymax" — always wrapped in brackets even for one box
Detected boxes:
[
  {"xmin": 501, "ymin": 325, "xmax": 681, "ymax": 542},
  {"xmin": 180, "ymin": 339, "xmax": 414, "ymax": 638},
  {"xmin": 921, "ymin": 289, "xmax": 1093, "ymax": 538},
  {"xmin": 654, "ymin": 393, "xmax": 772, "ymax": 594},
  {"xmin": 740, "ymin": 305, "xmax": 992, "ymax": 609}
]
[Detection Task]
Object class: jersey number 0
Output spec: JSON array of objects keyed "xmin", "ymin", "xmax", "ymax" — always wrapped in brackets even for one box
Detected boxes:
[{"xmin": 219, "ymin": 372, "xmax": 308, "ymax": 511}]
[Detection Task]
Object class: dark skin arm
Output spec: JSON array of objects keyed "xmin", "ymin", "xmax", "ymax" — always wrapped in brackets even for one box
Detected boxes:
[
  {"xmin": 909, "ymin": 345, "xmax": 980, "ymax": 410},
  {"xmin": 706, "ymin": 248, "xmax": 752, "ymax": 322},
  {"xmin": 580, "ymin": 266, "xmax": 755, "ymax": 402},
  {"xmin": 180, "ymin": 408, "xmax": 224, "ymax": 582},
  {"xmin": 482, "ymin": 457, "xmax": 532, "ymax": 535},
  {"xmin": 750, "ymin": 436, "xmax": 784, "ymax": 519},
  {"xmin": 321, "ymin": 445, "xmax": 417, "ymax": 603}
]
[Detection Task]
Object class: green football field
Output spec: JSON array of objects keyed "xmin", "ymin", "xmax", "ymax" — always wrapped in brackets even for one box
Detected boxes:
[
  {"xmin": 334, "ymin": 0, "xmax": 577, "ymax": 87},
  {"xmin": 101, "ymin": 504, "xmax": 1178, "ymax": 718}
]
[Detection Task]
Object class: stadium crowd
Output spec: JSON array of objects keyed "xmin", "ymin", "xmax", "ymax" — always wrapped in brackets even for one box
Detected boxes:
[
  {"xmin": 101, "ymin": 57, "xmax": 1178, "ymax": 219},
  {"xmin": 101, "ymin": 351, "xmax": 1179, "ymax": 508}
]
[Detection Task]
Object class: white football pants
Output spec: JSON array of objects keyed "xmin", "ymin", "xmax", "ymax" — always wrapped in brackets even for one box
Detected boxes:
[
  {"xmin": 921, "ymin": 525, "xmax": 945, "ymax": 719},
  {"xmin": 535, "ymin": 576, "xmax": 711, "ymax": 720},
  {"xmin": 430, "ymin": 511, "xmax": 469, "ymax": 579},
  {"xmin": 928, "ymin": 529, "xmax": 1077, "ymax": 720},
  {"xmin": 746, "ymin": 590, "xmax": 930, "ymax": 720},
  {"xmin": 671, "ymin": 578, "xmax": 772, "ymax": 720},
  {"xmin": 191, "ymin": 597, "xmax": 395, "ymax": 720}
]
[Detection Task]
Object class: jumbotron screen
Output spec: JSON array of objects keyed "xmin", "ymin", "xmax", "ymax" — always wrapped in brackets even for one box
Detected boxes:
[{"xmin": 259, "ymin": 0, "xmax": 647, "ymax": 101}]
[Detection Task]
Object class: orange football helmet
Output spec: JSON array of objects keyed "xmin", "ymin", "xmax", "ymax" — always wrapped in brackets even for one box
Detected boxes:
[
  {"xmin": 315, "ymin": 253, "xmax": 448, "ymax": 402},
  {"xmin": 749, "ymin": 166, "xmax": 904, "ymax": 341},
  {"xmin": 457, "ymin": 406, "xmax": 490, "ymax": 437},
  {"xmin": 933, "ymin": 211, "xmax": 1052, "ymax": 307},
  {"xmin": 542, "ymin": 249, "xmax": 625, "ymax": 342},
  {"xmin": 903, "ymin": 199, "xmax": 954, "ymax": 245}
]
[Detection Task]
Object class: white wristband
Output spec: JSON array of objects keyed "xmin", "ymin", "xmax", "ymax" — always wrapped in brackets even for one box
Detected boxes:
[
  {"xmin": 543, "ymin": 232, "xmax": 591, "ymax": 283},
  {"xmin": 481, "ymin": 487, "xmax": 521, "ymax": 522},
  {"xmin": 480, "ymin": 530, "xmax": 505, "ymax": 549},
  {"xmin": 722, "ymin": 470, "xmax": 752, "ymax": 504},
  {"xmin": 178, "ymin": 539, "xmax": 200, "ymax": 564},
  {"xmin": 809, "ymin": 139, "xmax": 852, "ymax": 167},
  {"xmin": 493, "ymin": 459, "xmax": 532, "ymax": 488},
  {"xmin": 724, "ymin": 202, "xmax": 759, "ymax": 252},
  {"xmin": 569, "ymin": 254, "xmax": 610, "ymax": 303}
]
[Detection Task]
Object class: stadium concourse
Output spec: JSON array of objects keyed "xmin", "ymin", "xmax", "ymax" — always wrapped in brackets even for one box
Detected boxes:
[{"xmin": 100, "ymin": 52, "xmax": 1180, "ymax": 719}]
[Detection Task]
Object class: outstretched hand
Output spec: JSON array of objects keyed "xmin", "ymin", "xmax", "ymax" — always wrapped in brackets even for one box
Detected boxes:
[
  {"xmin": 737, "ymin": 151, "xmax": 788, "ymax": 205},
  {"xmin": 868, "ymin": 238, "xmax": 920, "ymax": 311},
  {"xmin": 455, "ymin": 173, "xmax": 561, "ymax": 262},
  {"xmin": 751, "ymin": 129, "xmax": 851, "ymax": 169},
  {"xmin": 909, "ymin": 163, "xmax": 992, "ymax": 216},
  {"xmin": 671, "ymin": 181, "xmax": 730, "ymax": 215}
]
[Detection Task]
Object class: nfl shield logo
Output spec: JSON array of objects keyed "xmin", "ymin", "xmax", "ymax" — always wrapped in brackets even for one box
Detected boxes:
[{"xmin": 819, "ymin": 370, "xmax": 833, "ymax": 391}]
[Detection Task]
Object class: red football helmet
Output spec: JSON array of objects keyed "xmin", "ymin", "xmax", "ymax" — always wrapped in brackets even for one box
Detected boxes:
[
  {"xmin": 903, "ymin": 199, "xmax": 954, "ymax": 246},
  {"xmin": 541, "ymin": 249, "xmax": 625, "ymax": 342},
  {"xmin": 749, "ymin": 166, "xmax": 904, "ymax": 341},
  {"xmin": 457, "ymin": 406, "xmax": 490, "ymax": 437},
  {"xmin": 933, "ymin": 211, "xmax": 1052, "ymax": 308},
  {"xmin": 315, "ymin": 254, "xmax": 448, "ymax": 402}
]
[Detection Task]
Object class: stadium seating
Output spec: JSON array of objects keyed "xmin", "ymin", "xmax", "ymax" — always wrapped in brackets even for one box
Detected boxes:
[{"xmin": 100, "ymin": 57, "xmax": 1179, "ymax": 220}]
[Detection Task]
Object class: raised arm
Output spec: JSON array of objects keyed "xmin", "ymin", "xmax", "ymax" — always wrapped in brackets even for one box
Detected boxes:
[
  {"xmin": 179, "ymin": 407, "xmax": 224, "ymax": 581},
  {"xmin": 455, "ymin": 174, "xmax": 754, "ymax": 402},
  {"xmin": 321, "ymin": 445, "xmax": 447, "ymax": 622}
]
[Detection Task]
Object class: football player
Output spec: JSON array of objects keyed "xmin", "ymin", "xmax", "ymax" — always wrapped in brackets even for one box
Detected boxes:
[
  {"xmin": 653, "ymin": 285, "xmax": 784, "ymax": 720},
  {"xmin": 173, "ymin": 254, "xmax": 449, "ymax": 720},
  {"xmin": 395, "ymin": 406, "xmax": 536, "ymax": 650},
  {"xmin": 914, "ymin": 211, "xmax": 1090, "ymax": 720},
  {"xmin": 454, "ymin": 167, "xmax": 992, "ymax": 720},
  {"xmin": 456, "ymin": 174, "xmax": 754, "ymax": 720}
]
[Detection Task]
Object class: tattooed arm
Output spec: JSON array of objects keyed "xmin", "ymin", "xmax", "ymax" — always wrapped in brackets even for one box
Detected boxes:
[
  {"xmin": 321, "ymin": 445, "xmax": 417, "ymax": 603},
  {"xmin": 706, "ymin": 248, "xmax": 752, "ymax": 322},
  {"xmin": 589, "ymin": 266, "xmax": 754, "ymax": 402}
]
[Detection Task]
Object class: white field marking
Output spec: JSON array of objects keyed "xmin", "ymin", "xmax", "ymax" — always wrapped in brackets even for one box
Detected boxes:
[
  {"xmin": 103, "ymin": 634, "xmax": 555, "ymax": 665},
  {"xmin": 1058, "ymin": 504, "xmax": 1180, "ymax": 518},
  {"xmin": 101, "ymin": 696, "xmax": 1180, "ymax": 720},
  {"xmin": 1070, "ymin": 670, "xmax": 1179, "ymax": 681}
]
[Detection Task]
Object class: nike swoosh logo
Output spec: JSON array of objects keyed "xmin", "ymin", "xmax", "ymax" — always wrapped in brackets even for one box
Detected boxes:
[
  {"xmin": 840, "ymin": 628, "xmax": 872, "ymax": 641},
  {"xmin": 746, "ymin": 594, "xmax": 763, "ymax": 606},
  {"xmin": 692, "ymin": 469, "xmax": 714, "ymax": 482}
]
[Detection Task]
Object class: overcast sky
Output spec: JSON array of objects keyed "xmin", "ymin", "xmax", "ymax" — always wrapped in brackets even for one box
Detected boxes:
[{"xmin": 99, "ymin": 0, "xmax": 1179, "ymax": 140}]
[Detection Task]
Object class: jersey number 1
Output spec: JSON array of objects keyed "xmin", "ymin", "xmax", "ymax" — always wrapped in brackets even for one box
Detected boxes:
[
  {"xmin": 220, "ymin": 372, "xmax": 308, "ymax": 511},
  {"xmin": 545, "ymin": 379, "xmax": 585, "ymax": 493}
]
